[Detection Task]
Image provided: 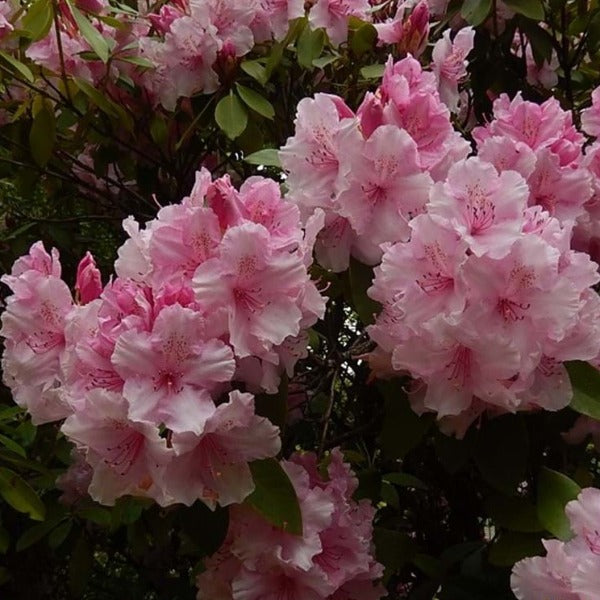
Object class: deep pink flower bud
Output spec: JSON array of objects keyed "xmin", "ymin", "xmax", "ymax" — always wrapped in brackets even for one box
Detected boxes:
[
  {"xmin": 76, "ymin": 252, "xmax": 102, "ymax": 304},
  {"xmin": 148, "ymin": 5, "xmax": 182, "ymax": 34}
]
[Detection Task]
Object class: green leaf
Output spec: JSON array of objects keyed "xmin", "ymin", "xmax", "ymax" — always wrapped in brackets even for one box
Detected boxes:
[
  {"xmin": 73, "ymin": 77, "xmax": 118, "ymax": 117},
  {"xmin": 488, "ymin": 531, "xmax": 544, "ymax": 567},
  {"xmin": 502, "ymin": 0, "xmax": 544, "ymax": 20},
  {"xmin": 235, "ymin": 84, "xmax": 275, "ymax": 120},
  {"xmin": 0, "ymin": 51, "xmax": 34, "ymax": 83},
  {"xmin": 29, "ymin": 106, "xmax": 55, "ymax": 167},
  {"xmin": 460, "ymin": 0, "xmax": 492, "ymax": 26},
  {"xmin": 48, "ymin": 519, "xmax": 73, "ymax": 549},
  {"xmin": 472, "ymin": 415, "xmax": 528, "ymax": 496},
  {"xmin": 116, "ymin": 55, "xmax": 154, "ymax": 68},
  {"xmin": 374, "ymin": 528, "xmax": 416, "ymax": 576},
  {"xmin": 537, "ymin": 467, "xmax": 581, "ymax": 540},
  {"xmin": 484, "ymin": 494, "xmax": 543, "ymax": 532},
  {"xmin": 215, "ymin": 92, "xmax": 248, "ymax": 140},
  {"xmin": 350, "ymin": 22, "xmax": 377, "ymax": 57},
  {"xmin": 0, "ymin": 525, "xmax": 9, "ymax": 554},
  {"xmin": 77, "ymin": 506, "xmax": 111, "ymax": 527},
  {"xmin": 378, "ymin": 381, "xmax": 433, "ymax": 460},
  {"xmin": 360, "ymin": 64, "xmax": 385, "ymax": 79},
  {"xmin": 150, "ymin": 114, "xmax": 168, "ymax": 145},
  {"xmin": 0, "ymin": 434, "xmax": 26, "ymax": 458},
  {"xmin": 0, "ymin": 567, "xmax": 10, "ymax": 586},
  {"xmin": 297, "ymin": 25, "xmax": 325, "ymax": 69},
  {"xmin": 435, "ymin": 432, "xmax": 469, "ymax": 475},
  {"xmin": 244, "ymin": 148, "xmax": 281, "ymax": 167},
  {"xmin": 68, "ymin": 534, "xmax": 93, "ymax": 597},
  {"xmin": 348, "ymin": 258, "xmax": 380, "ymax": 325},
  {"xmin": 16, "ymin": 519, "xmax": 62, "ymax": 551},
  {"xmin": 245, "ymin": 458, "xmax": 302, "ymax": 535},
  {"xmin": 313, "ymin": 54, "xmax": 338, "ymax": 69},
  {"xmin": 0, "ymin": 467, "xmax": 45, "ymax": 521},
  {"xmin": 21, "ymin": 0, "xmax": 53, "ymax": 41},
  {"xmin": 240, "ymin": 60, "xmax": 267, "ymax": 85},
  {"xmin": 566, "ymin": 361, "xmax": 600, "ymax": 419},
  {"xmin": 383, "ymin": 472, "xmax": 428, "ymax": 490},
  {"xmin": 68, "ymin": 3, "xmax": 110, "ymax": 63},
  {"xmin": 520, "ymin": 21, "xmax": 554, "ymax": 66}
]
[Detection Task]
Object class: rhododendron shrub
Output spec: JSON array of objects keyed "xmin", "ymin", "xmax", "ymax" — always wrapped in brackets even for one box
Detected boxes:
[{"xmin": 1, "ymin": 1, "xmax": 600, "ymax": 599}]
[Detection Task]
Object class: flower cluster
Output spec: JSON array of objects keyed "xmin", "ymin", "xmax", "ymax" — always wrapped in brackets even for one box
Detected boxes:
[
  {"xmin": 1, "ymin": 169, "xmax": 325, "ymax": 507},
  {"xmin": 280, "ymin": 53, "xmax": 472, "ymax": 272},
  {"xmin": 196, "ymin": 449, "xmax": 385, "ymax": 600},
  {"xmin": 511, "ymin": 487, "xmax": 600, "ymax": 600},
  {"xmin": 1, "ymin": 0, "xmax": 436, "ymax": 112},
  {"xmin": 279, "ymin": 53, "xmax": 600, "ymax": 433}
]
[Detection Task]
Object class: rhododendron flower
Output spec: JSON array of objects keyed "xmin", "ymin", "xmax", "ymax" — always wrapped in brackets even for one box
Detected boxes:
[
  {"xmin": 75, "ymin": 252, "xmax": 103, "ymax": 304},
  {"xmin": 375, "ymin": 1, "xmax": 429, "ymax": 57},
  {"xmin": 428, "ymin": 157, "xmax": 529, "ymax": 258},
  {"xmin": 511, "ymin": 487, "xmax": 600, "ymax": 600},
  {"xmin": 308, "ymin": 0, "xmax": 371, "ymax": 46},
  {"xmin": 61, "ymin": 389, "xmax": 172, "ymax": 505},
  {"xmin": 112, "ymin": 303, "xmax": 235, "ymax": 432},
  {"xmin": 337, "ymin": 124, "xmax": 432, "ymax": 263},
  {"xmin": 196, "ymin": 449, "xmax": 384, "ymax": 599},
  {"xmin": 1, "ymin": 243, "xmax": 74, "ymax": 423},
  {"xmin": 192, "ymin": 223, "xmax": 307, "ymax": 357},
  {"xmin": 581, "ymin": 86, "xmax": 600, "ymax": 137},
  {"xmin": 431, "ymin": 26, "xmax": 475, "ymax": 112},
  {"xmin": 251, "ymin": 0, "xmax": 305, "ymax": 42},
  {"xmin": 280, "ymin": 93, "xmax": 361, "ymax": 214},
  {"xmin": 164, "ymin": 391, "xmax": 281, "ymax": 507}
]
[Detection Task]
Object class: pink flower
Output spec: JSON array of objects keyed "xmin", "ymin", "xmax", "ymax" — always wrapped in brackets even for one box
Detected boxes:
[
  {"xmin": 581, "ymin": 86, "xmax": 600, "ymax": 137},
  {"xmin": 428, "ymin": 157, "xmax": 529, "ymax": 258},
  {"xmin": 76, "ymin": 252, "xmax": 103, "ymax": 304},
  {"xmin": 337, "ymin": 125, "xmax": 432, "ymax": 263},
  {"xmin": 56, "ymin": 449, "xmax": 93, "ymax": 506},
  {"xmin": 148, "ymin": 4, "xmax": 184, "ymax": 34},
  {"xmin": 280, "ymin": 94, "xmax": 362, "ymax": 215},
  {"xmin": 197, "ymin": 449, "xmax": 384, "ymax": 598},
  {"xmin": 163, "ymin": 391, "xmax": 281, "ymax": 507},
  {"xmin": 431, "ymin": 26, "xmax": 475, "ymax": 112},
  {"xmin": 112, "ymin": 303, "xmax": 235, "ymax": 432},
  {"xmin": 1, "ymin": 244, "xmax": 74, "ymax": 424},
  {"xmin": 251, "ymin": 0, "xmax": 306, "ymax": 42},
  {"xmin": 192, "ymin": 222, "xmax": 308, "ymax": 358},
  {"xmin": 375, "ymin": 1, "xmax": 430, "ymax": 57},
  {"xmin": 563, "ymin": 416, "xmax": 600, "ymax": 451},
  {"xmin": 61, "ymin": 389, "xmax": 172, "ymax": 506},
  {"xmin": 511, "ymin": 487, "xmax": 600, "ymax": 600},
  {"xmin": 308, "ymin": 0, "xmax": 371, "ymax": 46}
]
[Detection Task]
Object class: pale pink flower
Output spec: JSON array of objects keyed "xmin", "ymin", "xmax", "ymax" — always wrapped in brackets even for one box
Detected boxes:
[
  {"xmin": 428, "ymin": 157, "xmax": 529, "ymax": 258},
  {"xmin": 190, "ymin": 0, "xmax": 256, "ymax": 57},
  {"xmin": 163, "ymin": 391, "xmax": 281, "ymax": 507},
  {"xmin": 581, "ymin": 86, "xmax": 600, "ymax": 137},
  {"xmin": 511, "ymin": 488, "xmax": 600, "ymax": 600},
  {"xmin": 251, "ymin": 0, "xmax": 305, "ymax": 42},
  {"xmin": 375, "ymin": 1, "xmax": 430, "ymax": 57},
  {"xmin": 112, "ymin": 303, "xmax": 235, "ymax": 432},
  {"xmin": 196, "ymin": 449, "xmax": 384, "ymax": 598},
  {"xmin": 337, "ymin": 125, "xmax": 432, "ymax": 263},
  {"xmin": 1, "ymin": 244, "xmax": 74, "ymax": 424},
  {"xmin": 192, "ymin": 222, "xmax": 308, "ymax": 358},
  {"xmin": 61, "ymin": 389, "xmax": 172, "ymax": 506},
  {"xmin": 280, "ymin": 94, "xmax": 362, "ymax": 215},
  {"xmin": 56, "ymin": 449, "xmax": 93, "ymax": 506},
  {"xmin": 431, "ymin": 26, "xmax": 475, "ymax": 112},
  {"xmin": 308, "ymin": 0, "xmax": 371, "ymax": 46}
]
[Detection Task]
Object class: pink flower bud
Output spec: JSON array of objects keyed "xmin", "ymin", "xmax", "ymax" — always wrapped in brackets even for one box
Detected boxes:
[{"xmin": 76, "ymin": 252, "xmax": 102, "ymax": 304}]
